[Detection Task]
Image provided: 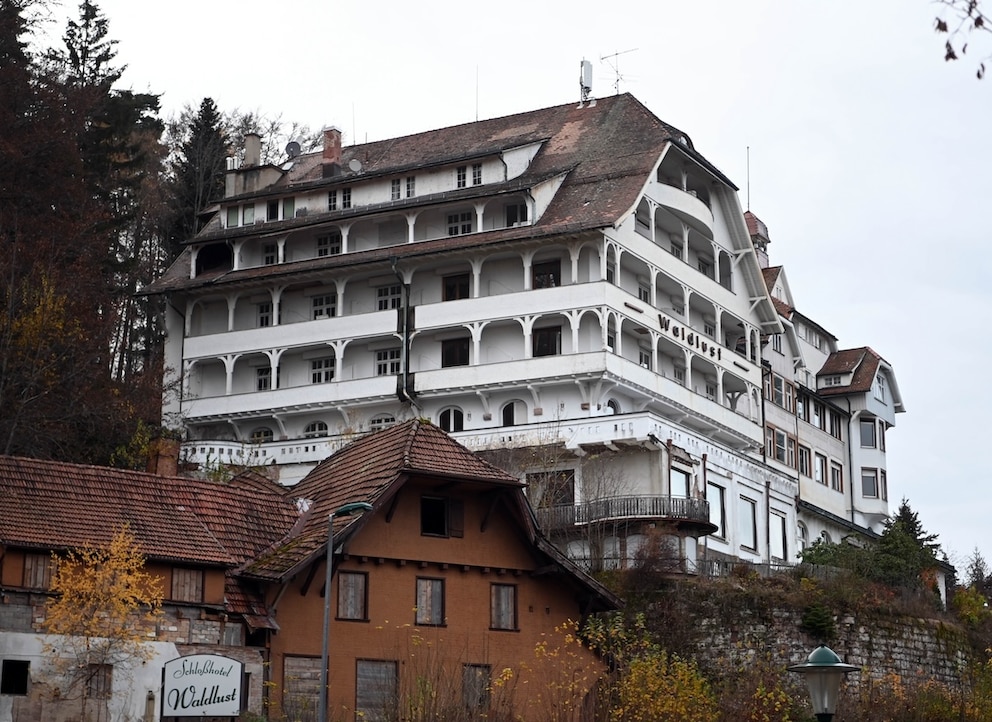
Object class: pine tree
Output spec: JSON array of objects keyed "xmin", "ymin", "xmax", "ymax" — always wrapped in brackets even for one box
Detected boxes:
[
  {"xmin": 166, "ymin": 97, "xmax": 230, "ymax": 256},
  {"xmin": 875, "ymin": 499, "xmax": 941, "ymax": 590}
]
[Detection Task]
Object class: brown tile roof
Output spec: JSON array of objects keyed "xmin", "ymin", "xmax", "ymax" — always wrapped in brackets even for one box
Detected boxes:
[
  {"xmin": 744, "ymin": 210, "xmax": 770, "ymax": 240},
  {"xmin": 243, "ymin": 420, "xmax": 521, "ymax": 580},
  {"xmin": 0, "ymin": 456, "xmax": 296, "ymax": 567},
  {"xmin": 144, "ymin": 94, "xmax": 729, "ymax": 297},
  {"xmin": 817, "ymin": 347, "xmax": 884, "ymax": 395},
  {"xmin": 242, "ymin": 419, "xmax": 620, "ymax": 611}
]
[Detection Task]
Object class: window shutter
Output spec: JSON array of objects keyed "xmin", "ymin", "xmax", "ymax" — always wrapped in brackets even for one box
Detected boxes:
[{"xmin": 449, "ymin": 499, "xmax": 464, "ymax": 538}]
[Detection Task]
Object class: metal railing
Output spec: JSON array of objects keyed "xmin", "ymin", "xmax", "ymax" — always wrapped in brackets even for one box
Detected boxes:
[{"xmin": 535, "ymin": 495, "xmax": 711, "ymax": 530}]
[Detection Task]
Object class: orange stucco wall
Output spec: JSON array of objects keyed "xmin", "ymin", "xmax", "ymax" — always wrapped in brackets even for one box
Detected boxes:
[{"xmin": 267, "ymin": 479, "xmax": 603, "ymax": 721}]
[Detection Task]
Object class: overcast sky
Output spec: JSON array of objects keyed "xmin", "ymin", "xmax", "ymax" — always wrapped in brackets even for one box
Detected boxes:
[{"xmin": 38, "ymin": 0, "xmax": 992, "ymax": 567}]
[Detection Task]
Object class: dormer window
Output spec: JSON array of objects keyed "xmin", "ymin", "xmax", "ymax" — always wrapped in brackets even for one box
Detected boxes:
[
  {"xmin": 822, "ymin": 375, "xmax": 843, "ymax": 387},
  {"xmin": 456, "ymin": 166, "xmax": 467, "ymax": 188},
  {"xmin": 406, "ymin": 176, "xmax": 416, "ymax": 198},
  {"xmin": 391, "ymin": 179, "xmax": 401, "ymax": 200},
  {"xmin": 472, "ymin": 163, "xmax": 482, "ymax": 185}
]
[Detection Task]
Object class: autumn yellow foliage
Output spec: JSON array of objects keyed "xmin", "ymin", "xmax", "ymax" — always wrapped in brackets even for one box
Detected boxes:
[{"xmin": 43, "ymin": 525, "xmax": 163, "ymax": 706}]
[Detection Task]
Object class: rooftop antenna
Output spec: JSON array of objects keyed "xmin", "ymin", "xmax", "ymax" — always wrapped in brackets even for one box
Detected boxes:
[
  {"xmin": 579, "ymin": 59, "xmax": 593, "ymax": 103},
  {"xmin": 746, "ymin": 145, "xmax": 751, "ymax": 210},
  {"xmin": 601, "ymin": 48, "xmax": 637, "ymax": 95}
]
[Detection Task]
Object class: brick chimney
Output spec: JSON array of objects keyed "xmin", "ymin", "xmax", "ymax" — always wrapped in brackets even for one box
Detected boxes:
[
  {"xmin": 323, "ymin": 126, "xmax": 342, "ymax": 177},
  {"xmin": 147, "ymin": 438, "xmax": 180, "ymax": 477},
  {"xmin": 744, "ymin": 210, "xmax": 771, "ymax": 269}
]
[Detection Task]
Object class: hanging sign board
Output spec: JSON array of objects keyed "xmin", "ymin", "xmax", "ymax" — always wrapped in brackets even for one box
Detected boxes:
[{"xmin": 162, "ymin": 654, "xmax": 243, "ymax": 717}]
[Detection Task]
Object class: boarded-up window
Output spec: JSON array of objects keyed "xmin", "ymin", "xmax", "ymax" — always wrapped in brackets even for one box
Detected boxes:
[
  {"xmin": 87, "ymin": 664, "xmax": 112, "ymax": 699},
  {"xmin": 490, "ymin": 584, "xmax": 516, "ymax": 630},
  {"xmin": 171, "ymin": 567, "xmax": 204, "ymax": 603},
  {"xmin": 415, "ymin": 578, "xmax": 444, "ymax": 626},
  {"xmin": 337, "ymin": 572, "xmax": 367, "ymax": 620},
  {"xmin": 23, "ymin": 553, "xmax": 51, "ymax": 589},
  {"xmin": 356, "ymin": 660, "xmax": 397, "ymax": 722},
  {"xmin": 283, "ymin": 656, "xmax": 320, "ymax": 720},
  {"xmin": 463, "ymin": 664, "xmax": 491, "ymax": 713}
]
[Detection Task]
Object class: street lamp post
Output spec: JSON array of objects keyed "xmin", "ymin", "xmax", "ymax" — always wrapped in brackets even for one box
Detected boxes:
[
  {"xmin": 318, "ymin": 501, "xmax": 373, "ymax": 722},
  {"xmin": 787, "ymin": 645, "xmax": 859, "ymax": 722}
]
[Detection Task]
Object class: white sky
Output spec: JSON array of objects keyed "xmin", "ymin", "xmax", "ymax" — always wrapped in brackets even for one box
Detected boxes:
[{"xmin": 38, "ymin": 0, "xmax": 992, "ymax": 568}]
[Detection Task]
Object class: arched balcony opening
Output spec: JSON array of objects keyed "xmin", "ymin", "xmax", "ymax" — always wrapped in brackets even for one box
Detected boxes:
[
  {"xmin": 686, "ymin": 293, "xmax": 719, "ymax": 344},
  {"xmin": 655, "ymin": 269, "xmax": 686, "ymax": 319},
  {"xmin": 438, "ymin": 407, "xmax": 465, "ymax": 432},
  {"xmin": 501, "ymin": 399, "xmax": 527, "ymax": 427}
]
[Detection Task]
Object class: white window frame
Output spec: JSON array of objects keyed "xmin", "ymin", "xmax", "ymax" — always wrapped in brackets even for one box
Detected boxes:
[
  {"xmin": 311, "ymin": 357, "xmax": 335, "ymax": 384},
  {"xmin": 312, "ymin": 294, "xmax": 336, "ymax": 320},
  {"xmin": 375, "ymin": 349, "xmax": 401, "ymax": 376}
]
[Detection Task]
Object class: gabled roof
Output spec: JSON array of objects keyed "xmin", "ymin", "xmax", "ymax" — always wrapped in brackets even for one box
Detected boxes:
[
  {"xmin": 0, "ymin": 456, "xmax": 296, "ymax": 567},
  {"xmin": 241, "ymin": 420, "xmax": 620, "ymax": 611},
  {"xmin": 817, "ymin": 347, "xmax": 904, "ymax": 411},
  {"xmin": 243, "ymin": 420, "xmax": 522, "ymax": 580}
]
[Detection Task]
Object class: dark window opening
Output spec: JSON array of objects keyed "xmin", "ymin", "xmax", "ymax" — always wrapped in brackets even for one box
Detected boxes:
[
  {"xmin": 421, "ymin": 496, "xmax": 463, "ymax": 538},
  {"xmin": 1, "ymin": 660, "xmax": 29, "ymax": 695},
  {"xmin": 441, "ymin": 338, "xmax": 470, "ymax": 367},
  {"xmin": 532, "ymin": 260, "xmax": 560, "ymax": 289},
  {"xmin": 443, "ymin": 274, "xmax": 470, "ymax": 301}
]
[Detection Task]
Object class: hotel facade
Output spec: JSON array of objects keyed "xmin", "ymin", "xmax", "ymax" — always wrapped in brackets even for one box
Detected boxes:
[{"xmin": 146, "ymin": 93, "xmax": 902, "ymax": 572}]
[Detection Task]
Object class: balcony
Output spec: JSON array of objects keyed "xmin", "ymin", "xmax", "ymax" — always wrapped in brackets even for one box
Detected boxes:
[
  {"xmin": 650, "ymin": 182, "xmax": 714, "ymax": 237},
  {"xmin": 535, "ymin": 495, "xmax": 717, "ymax": 536}
]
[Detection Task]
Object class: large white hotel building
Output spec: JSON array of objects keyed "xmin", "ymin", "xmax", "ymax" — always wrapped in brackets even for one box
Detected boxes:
[{"xmin": 146, "ymin": 93, "xmax": 903, "ymax": 571}]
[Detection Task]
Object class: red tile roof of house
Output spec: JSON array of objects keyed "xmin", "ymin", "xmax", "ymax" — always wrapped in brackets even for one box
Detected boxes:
[
  {"xmin": 243, "ymin": 419, "xmax": 522, "ymax": 580},
  {"xmin": 242, "ymin": 419, "xmax": 620, "ymax": 611},
  {"xmin": 0, "ymin": 456, "xmax": 297, "ymax": 567},
  {"xmin": 817, "ymin": 347, "xmax": 886, "ymax": 395}
]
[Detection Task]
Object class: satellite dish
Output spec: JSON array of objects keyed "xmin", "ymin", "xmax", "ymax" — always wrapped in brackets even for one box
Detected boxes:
[
  {"xmin": 285, "ymin": 141, "xmax": 301, "ymax": 159},
  {"xmin": 348, "ymin": 158, "xmax": 363, "ymax": 173}
]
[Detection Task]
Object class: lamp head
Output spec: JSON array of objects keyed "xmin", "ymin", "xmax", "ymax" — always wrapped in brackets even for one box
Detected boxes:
[{"xmin": 787, "ymin": 645, "xmax": 858, "ymax": 716}]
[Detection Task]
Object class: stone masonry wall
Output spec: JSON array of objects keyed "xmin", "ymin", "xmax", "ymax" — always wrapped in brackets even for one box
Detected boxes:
[{"xmin": 687, "ymin": 604, "xmax": 970, "ymax": 686}]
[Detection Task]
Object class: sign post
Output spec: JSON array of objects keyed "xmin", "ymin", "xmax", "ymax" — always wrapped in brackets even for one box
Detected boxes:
[{"xmin": 162, "ymin": 654, "xmax": 244, "ymax": 718}]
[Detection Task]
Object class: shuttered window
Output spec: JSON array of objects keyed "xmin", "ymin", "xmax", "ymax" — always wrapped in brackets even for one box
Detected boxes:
[
  {"xmin": 337, "ymin": 572, "xmax": 367, "ymax": 620},
  {"xmin": 356, "ymin": 660, "xmax": 397, "ymax": 722},
  {"xmin": 415, "ymin": 578, "xmax": 444, "ymax": 626},
  {"xmin": 490, "ymin": 584, "xmax": 516, "ymax": 630},
  {"xmin": 23, "ymin": 553, "xmax": 52, "ymax": 589},
  {"xmin": 171, "ymin": 567, "xmax": 204, "ymax": 603}
]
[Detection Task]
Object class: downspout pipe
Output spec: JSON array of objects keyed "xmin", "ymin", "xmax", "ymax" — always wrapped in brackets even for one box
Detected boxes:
[{"xmin": 391, "ymin": 258, "xmax": 419, "ymax": 410}]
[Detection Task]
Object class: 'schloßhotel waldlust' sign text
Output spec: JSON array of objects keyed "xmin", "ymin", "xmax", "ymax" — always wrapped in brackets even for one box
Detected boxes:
[{"xmin": 162, "ymin": 654, "xmax": 243, "ymax": 717}]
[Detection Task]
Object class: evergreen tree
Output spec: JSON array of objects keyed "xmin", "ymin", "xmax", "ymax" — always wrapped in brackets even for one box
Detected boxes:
[
  {"xmin": 166, "ymin": 97, "xmax": 230, "ymax": 255},
  {"xmin": 0, "ymin": 0, "xmax": 165, "ymax": 463},
  {"xmin": 874, "ymin": 499, "xmax": 941, "ymax": 590}
]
